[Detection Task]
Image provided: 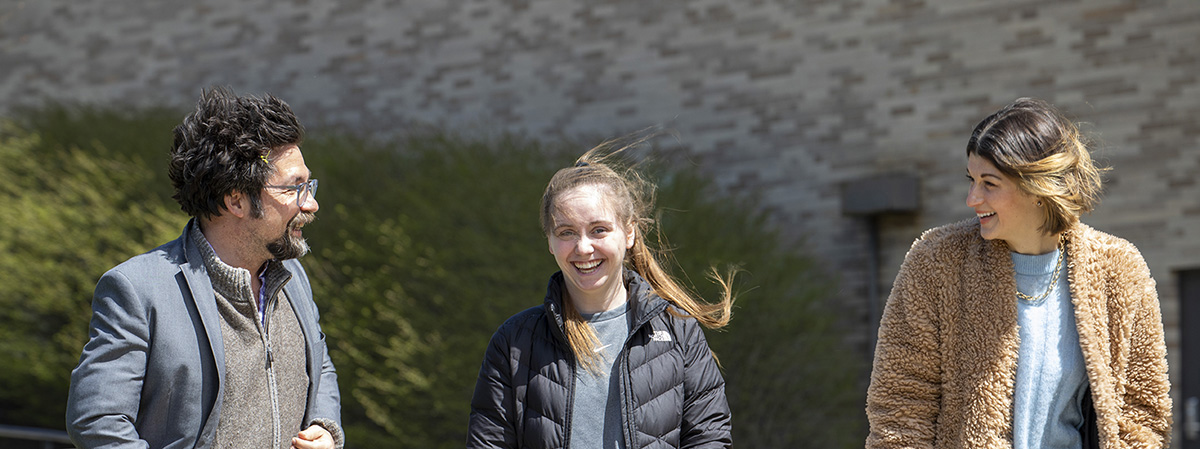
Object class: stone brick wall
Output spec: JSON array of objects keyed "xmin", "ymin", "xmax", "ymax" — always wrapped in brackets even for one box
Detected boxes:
[{"xmin": 4, "ymin": 0, "xmax": 1199, "ymax": 439}]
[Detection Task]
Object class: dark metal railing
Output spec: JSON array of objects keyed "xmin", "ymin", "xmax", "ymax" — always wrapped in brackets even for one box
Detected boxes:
[{"xmin": 0, "ymin": 424, "xmax": 73, "ymax": 449}]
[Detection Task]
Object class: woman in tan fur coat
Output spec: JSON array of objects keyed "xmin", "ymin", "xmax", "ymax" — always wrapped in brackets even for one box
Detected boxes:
[{"xmin": 865, "ymin": 98, "xmax": 1171, "ymax": 449}]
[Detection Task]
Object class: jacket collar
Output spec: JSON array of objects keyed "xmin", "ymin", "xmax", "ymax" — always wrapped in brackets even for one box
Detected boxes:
[
  {"xmin": 542, "ymin": 268, "xmax": 669, "ymax": 341},
  {"xmin": 962, "ymin": 219, "xmax": 1095, "ymax": 307}
]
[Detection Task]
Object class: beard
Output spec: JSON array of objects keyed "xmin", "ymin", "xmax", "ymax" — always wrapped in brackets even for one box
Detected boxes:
[{"xmin": 267, "ymin": 212, "xmax": 316, "ymax": 260}]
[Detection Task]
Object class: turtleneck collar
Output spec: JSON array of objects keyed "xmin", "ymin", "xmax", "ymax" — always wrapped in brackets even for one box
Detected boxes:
[{"xmin": 189, "ymin": 221, "xmax": 291, "ymax": 311}]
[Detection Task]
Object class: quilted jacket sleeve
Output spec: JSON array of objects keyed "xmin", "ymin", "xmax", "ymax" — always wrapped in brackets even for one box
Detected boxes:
[
  {"xmin": 467, "ymin": 327, "xmax": 519, "ymax": 449},
  {"xmin": 865, "ymin": 237, "xmax": 944, "ymax": 449},
  {"xmin": 680, "ymin": 318, "xmax": 733, "ymax": 449}
]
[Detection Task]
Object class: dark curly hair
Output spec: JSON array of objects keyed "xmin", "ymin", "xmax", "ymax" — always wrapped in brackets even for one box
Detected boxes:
[{"xmin": 168, "ymin": 86, "xmax": 304, "ymax": 219}]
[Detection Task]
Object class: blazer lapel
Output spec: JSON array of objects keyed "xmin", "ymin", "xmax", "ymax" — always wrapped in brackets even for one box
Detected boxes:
[
  {"xmin": 179, "ymin": 222, "xmax": 226, "ymax": 442},
  {"xmin": 181, "ymin": 224, "xmax": 225, "ymax": 382},
  {"xmin": 280, "ymin": 259, "xmax": 320, "ymax": 416},
  {"xmin": 281, "ymin": 265, "xmax": 315, "ymax": 369}
]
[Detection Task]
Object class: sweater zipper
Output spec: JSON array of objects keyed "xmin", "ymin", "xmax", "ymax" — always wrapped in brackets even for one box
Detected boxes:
[{"xmin": 262, "ymin": 286, "xmax": 282, "ymax": 449}]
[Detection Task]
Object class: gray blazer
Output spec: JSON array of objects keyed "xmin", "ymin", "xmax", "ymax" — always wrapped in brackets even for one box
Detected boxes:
[{"xmin": 66, "ymin": 221, "xmax": 341, "ymax": 448}]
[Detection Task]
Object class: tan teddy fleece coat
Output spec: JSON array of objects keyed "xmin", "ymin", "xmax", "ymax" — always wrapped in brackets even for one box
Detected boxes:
[{"xmin": 866, "ymin": 219, "xmax": 1171, "ymax": 449}]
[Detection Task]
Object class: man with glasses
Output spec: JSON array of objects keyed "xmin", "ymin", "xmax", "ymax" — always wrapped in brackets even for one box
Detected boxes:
[{"xmin": 67, "ymin": 87, "xmax": 343, "ymax": 449}]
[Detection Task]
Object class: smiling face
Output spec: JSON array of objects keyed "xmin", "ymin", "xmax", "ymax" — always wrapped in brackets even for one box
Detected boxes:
[
  {"xmin": 254, "ymin": 144, "xmax": 319, "ymax": 260},
  {"xmin": 966, "ymin": 154, "xmax": 1058, "ymax": 254},
  {"xmin": 547, "ymin": 184, "xmax": 636, "ymax": 312}
]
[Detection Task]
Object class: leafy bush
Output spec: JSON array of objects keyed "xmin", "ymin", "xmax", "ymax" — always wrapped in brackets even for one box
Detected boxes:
[
  {"xmin": 654, "ymin": 172, "xmax": 864, "ymax": 447},
  {"xmin": 0, "ymin": 113, "xmax": 187, "ymax": 428},
  {"xmin": 301, "ymin": 133, "xmax": 864, "ymax": 448},
  {"xmin": 0, "ymin": 107, "xmax": 862, "ymax": 448},
  {"xmin": 299, "ymin": 132, "xmax": 566, "ymax": 447}
]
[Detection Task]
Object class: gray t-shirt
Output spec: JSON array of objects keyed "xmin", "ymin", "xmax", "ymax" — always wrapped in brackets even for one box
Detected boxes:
[{"xmin": 569, "ymin": 301, "xmax": 632, "ymax": 449}]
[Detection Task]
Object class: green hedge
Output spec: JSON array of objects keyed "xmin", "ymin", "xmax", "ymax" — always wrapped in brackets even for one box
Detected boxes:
[
  {"xmin": 0, "ymin": 107, "xmax": 863, "ymax": 448},
  {"xmin": 0, "ymin": 112, "xmax": 186, "ymax": 429}
]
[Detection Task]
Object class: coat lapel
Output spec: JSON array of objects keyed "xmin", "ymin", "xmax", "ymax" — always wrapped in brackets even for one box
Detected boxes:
[
  {"xmin": 280, "ymin": 262, "xmax": 316, "ymax": 377},
  {"xmin": 957, "ymin": 235, "xmax": 1022, "ymax": 445},
  {"xmin": 1066, "ymin": 224, "xmax": 1110, "ymax": 361},
  {"xmin": 179, "ymin": 221, "xmax": 226, "ymax": 442},
  {"xmin": 1064, "ymin": 224, "xmax": 1117, "ymax": 444},
  {"xmin": 181, "ymin": 223, "xmax": 225, "ymax": 382},
  {"xmin": 281, "ymin": 259, "xmax": 322, "ymax": 421}
]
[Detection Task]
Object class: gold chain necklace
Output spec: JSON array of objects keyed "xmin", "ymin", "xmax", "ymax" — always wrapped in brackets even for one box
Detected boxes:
[{"xmin": 1015, "ymin": 237, "xmax": 1065, "ymax": 302}]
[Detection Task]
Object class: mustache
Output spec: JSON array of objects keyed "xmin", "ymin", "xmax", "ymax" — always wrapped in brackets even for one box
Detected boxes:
[{"xmin": 290, "ymin": 212, "xmax": 317, "ymax": 228}]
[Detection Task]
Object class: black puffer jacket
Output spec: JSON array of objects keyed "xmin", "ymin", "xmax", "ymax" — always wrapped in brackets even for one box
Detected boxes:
[{"xmin": 467, "ymin": 270, "xmax": 732, "ymax": 449}]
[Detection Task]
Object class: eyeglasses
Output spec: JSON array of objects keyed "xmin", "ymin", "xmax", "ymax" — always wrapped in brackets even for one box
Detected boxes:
[{"xmin": 264, "ymin": 179, "xmax": 318, "ymax": 207}]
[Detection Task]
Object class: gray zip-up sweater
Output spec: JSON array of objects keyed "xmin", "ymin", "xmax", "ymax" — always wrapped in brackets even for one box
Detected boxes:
[{"xmin": 194, "ymin": 226, "xmax": 309, "ymax": 448}]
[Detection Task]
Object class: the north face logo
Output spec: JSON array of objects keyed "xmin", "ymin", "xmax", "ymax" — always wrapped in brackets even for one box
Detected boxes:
[{"xmin": 650, "ymin": 330, "xmax": 672, "ymax": 342}]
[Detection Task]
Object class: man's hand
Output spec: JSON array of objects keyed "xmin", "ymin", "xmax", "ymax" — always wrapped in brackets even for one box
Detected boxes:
[{"xmin": 292, "ymin": 424, "xmax": 334, "ymax": 449}]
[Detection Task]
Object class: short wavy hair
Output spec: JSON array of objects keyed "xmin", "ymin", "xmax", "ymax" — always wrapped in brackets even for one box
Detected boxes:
[
  {"xmin": 966, "ymin": 98, "xmax": 1106, "ymax": 235},
  {"xmin": 168, "ymin": 86, "xmax": 304, "ymax": 220}
]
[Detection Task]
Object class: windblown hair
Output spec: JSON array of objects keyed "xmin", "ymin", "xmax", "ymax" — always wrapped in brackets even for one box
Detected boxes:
[
  {"xmin": 168, "ymin": 86, "xmax": 304, "ymax": 220},
  {"xmin": 966, "ymin": 97, "xmax": 1107, "ymax": 235},
  {"xmin": 540, "ymin": 135, "xmax": 735, "ymax": 371}
]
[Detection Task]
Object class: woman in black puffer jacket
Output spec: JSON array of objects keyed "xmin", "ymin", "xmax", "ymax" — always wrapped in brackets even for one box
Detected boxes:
[{"xmin": 467, "ymin": 139, "xmax": 735, "ymax": 449}]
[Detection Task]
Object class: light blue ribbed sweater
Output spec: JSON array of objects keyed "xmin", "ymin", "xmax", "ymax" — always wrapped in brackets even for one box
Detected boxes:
[{"xmin": 1011, "ymin": 248, "xmax": 1089, "ymax": 449}]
